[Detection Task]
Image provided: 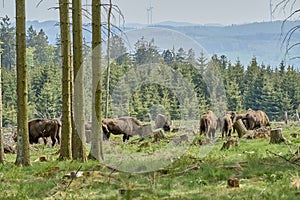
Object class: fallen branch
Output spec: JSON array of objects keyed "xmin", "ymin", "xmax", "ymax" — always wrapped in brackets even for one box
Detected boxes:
[
  {"xmin": 65, "ymin": 165, "xmax": 83, "ymax": 191},
  {"xmin": 176, "ymin": 165, "xmax": 199, "ymax": 175},
  {"xmin": 266, "ymin": 150, "xmax": 300, "ymax": 167}
]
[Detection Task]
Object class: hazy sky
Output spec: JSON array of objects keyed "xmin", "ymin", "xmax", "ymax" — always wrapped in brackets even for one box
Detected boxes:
[{"xmin": 0, "ymin": 0, "xmax": 298, "ymax": 24}]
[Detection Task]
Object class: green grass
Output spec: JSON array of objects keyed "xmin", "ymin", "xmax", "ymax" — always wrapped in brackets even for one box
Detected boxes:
[{"xmin": 1, "ymin": 124, "xmax": 300, "ymax": 199}]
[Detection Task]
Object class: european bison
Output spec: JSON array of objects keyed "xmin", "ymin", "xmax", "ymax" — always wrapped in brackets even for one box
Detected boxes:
[
  {"xmin": 102, "ymin": 117, "xmax": 145, "ymax": 142},
  {"xmin": 221, "ymin": 114, "xmax": 233, "ymax": 139},
  {"xmin": 155, "ymin": 114, "xmax": 171, "ymax": 132},
  {"xmin": 243, "ymin": 109, "xmax": 270, "ymax": 130},
  {"xmin": 200, "ymin": 110, "xmax": 218, "ymax": 138},
  {"xmin": 14, "ymin": 118, "xmax": 61, "ymax": 146}
]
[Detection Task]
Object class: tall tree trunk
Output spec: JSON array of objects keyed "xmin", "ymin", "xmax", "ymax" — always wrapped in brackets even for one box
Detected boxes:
[
  {"xmin": 89, "ymin": 0, "xmax": 103, "ymax": 160},
  {"xmin": 72, "ymin": 0, "xmax": 87, "ymax": 161},
  {"xmin": 59, "ymin": 0, "xmax": 72, "ymax": 160},
  {"xmin": 0, "ymin": 41, "xmax": 4, "ymax": 164},
  {"xmin": 105, "ymin": 0, "xmax": 112, "ymax": 118},
  {"xmin": 15, "ymin": 0, "xmax": 31, "ymax": 166}
]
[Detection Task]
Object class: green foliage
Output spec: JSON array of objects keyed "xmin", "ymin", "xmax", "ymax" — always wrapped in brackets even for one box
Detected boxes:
[
  {"xmin": 1, "ymin": 25, "xmax": 62, "ymax": 125},
  {"xmin": 0, "ymin": 15, "xmax": 16, "ymax": 71},
  {"xmin": 28, "ymin": 64, "xmax": 62, "ymax": 118},
  {"xmin": 1, "ymin": 125, "xmax": 300, "ymax": 199},
  {"xmin": 1, "ymin": 25, "xmax": 300, "ymax": 123}
]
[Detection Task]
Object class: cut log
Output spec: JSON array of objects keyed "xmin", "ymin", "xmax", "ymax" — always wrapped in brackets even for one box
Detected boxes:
[
  {"xmin": 233, "ymin": 119, "xmax": 247, "ymax": 138},
  {"xmin": 172, "ymin": 134, "xmax": 189, "ymax": 145},
  {"xmin": 269, "ymin": 128, "xmax": 286, "ymax": 144}
]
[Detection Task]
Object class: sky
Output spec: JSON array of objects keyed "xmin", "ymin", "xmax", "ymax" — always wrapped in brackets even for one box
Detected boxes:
[{"xmin": 1, "ymin": 0, "xmax": 298, "ymax": 25}]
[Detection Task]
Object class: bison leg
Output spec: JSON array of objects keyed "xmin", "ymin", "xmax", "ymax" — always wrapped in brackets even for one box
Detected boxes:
[
  {"xmin": 103, "ymin": 131, "xmax": 110, "ymax": 141},
  {"xmin": 210, "ymin": 130, "xmax": 215, "ymax": 138},
  {"xmin": 122, "ymin": 134, "xmax": 127, "ymax": 142},
  {"xmin": 206, "ymin": 127, "xmax": 210, "ymax": 138},
  {"xmin": 51, "ymin": 135, "xmax": 57, "ymax": 147},
  {"xmin": 43, "ymin": 137, "xmax": 47, "ymax": 145},
  {"xmin": 56, "ymin": 133, "xmax": 60, "ymax": 145},
  {"xmin": 122, "ymin": 134, "xmax": 130, "ymax": 142},
  {"xmin": 228, "ymin": 129, "xmax": 232, "ymax": 137}
]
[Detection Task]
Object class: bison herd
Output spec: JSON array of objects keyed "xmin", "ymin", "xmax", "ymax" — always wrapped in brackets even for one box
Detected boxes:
[
  {"xmin": 12, "ymin": 108, "xmax": 270, "ymax": 147},
  {"xmin": 200, "ymin": 108, "xmax": 270, "ymax": 139}
]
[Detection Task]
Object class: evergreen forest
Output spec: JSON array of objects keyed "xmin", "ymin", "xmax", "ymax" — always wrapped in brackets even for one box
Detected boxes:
[{"xmin": 1, "ymin": 16, "xmax": 300, "ymax": 126}]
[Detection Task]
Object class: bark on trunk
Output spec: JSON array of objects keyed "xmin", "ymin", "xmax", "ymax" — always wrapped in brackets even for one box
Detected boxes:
[
  {"xmin": 233, "ymin": 119, "xmax": 247, "ymax": 138},
  {"xmin": 89, "ymin": 0, "xmax": 103, "ymax": 161},
  {"xmin": 0, "ymin": 42, "xmax": 4, "ymax": 163},
  {"xmin": 15, "ymin": 0, "xmax": 31, "ymax": 166},
  {"xmin": 58, "ymin": 0, "xmax": 72, "ymax": 160},
  {"xmin": 72, "ymin": 0, "xmax": 87, "ymax": 162}
]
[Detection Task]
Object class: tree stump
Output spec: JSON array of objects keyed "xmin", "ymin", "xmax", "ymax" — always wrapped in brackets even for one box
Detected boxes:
[
  {"xmin": 233, "ymin": 119, "xmax": 247, "ymax": 138},
  {"xmin": 220, "ymin": 138, "xmax": 238, "ymax": 150},
  {"xmin": 227, "ymin": 177, "xmax": 240, "ymax": 188},
  {"xmin": 139, "ymin": 124, "xmax": 153, "ymax": 138},
  {"xmin": 269, "ymin": 128, "xmax": 286, "ymax": 144}
]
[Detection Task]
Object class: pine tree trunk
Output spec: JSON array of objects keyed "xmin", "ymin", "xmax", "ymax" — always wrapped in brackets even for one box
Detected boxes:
[
  {"xmin": 284, "ymin": 111, "xmax": 288, "ymax": 125},
  {"xmin": 15, "ymin": 0, "xmax": 31, "ymax": 166},
  {"xmin": 89, "ymin": 0, "xmax": 103, "ymax": 160},
  {"xmin": 72, "ymin": 0, "xmax": 87, "ymax": 162},
  {"xmin": 105, "ymin": 0, "xmax": 112, "ymax": 118},
  {"xmin": 233, "ymin": 119, "xmax": 247, "ymax": 138},
  {"xmin": 0, "ymin": 42, "xmax": 4, "ymax": 163},
  {"xmin": 59, "ymin": 0, "xmax": 72, "ymax": 160},
  {"xmin": 270, "ymin": 128, "xmax": 286, "ymax": 144}
]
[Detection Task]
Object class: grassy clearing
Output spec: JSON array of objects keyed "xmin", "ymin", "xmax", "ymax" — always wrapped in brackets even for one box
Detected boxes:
[{"xmin": 1, "ymin": 124, "xmax": 300, "ymax": 199}]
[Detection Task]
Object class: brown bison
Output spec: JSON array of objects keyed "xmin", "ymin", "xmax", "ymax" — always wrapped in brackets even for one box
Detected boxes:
[
  {"xmin": 221, "ymin": 114, "xmax": 233, "ymax": 139},
  {"xmin": 155, "ymin": 114, "xmax": 171, "ymax": 132},
  {"xmin": 102, "ymin": 117, "xmax": 145, "ymax": 142},
  {"xmin": 14, "ymin": 118, "xmax": 61, "ymax": 146},
  {"xmin": 243, "ymin": 109, "xmax": 270, "ymax": 130},
  {"xmin": 200, "ymin": 110, "xmax": 218, "ymax": 138}
]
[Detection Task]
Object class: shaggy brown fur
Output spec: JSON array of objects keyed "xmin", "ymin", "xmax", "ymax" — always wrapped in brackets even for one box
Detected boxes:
[{"xmin": 199, "ymin": 110, "xmax": 218, "ymax": 138}]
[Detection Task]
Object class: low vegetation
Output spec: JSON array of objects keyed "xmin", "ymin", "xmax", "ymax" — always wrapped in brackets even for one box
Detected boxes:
[{"xmin": 1, "ymin": 123, "xmax": 300, "ymax": 199}]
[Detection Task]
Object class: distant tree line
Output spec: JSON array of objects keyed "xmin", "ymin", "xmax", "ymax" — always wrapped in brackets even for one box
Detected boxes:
[{"xmin": 1, "ymin": 16, "xmax": 300, "ymax": 125}]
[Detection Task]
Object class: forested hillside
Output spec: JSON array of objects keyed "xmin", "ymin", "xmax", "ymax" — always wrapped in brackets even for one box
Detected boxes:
[
  {"xmin": 22, "ymin": 19, "xmax": 300, "ymax": 66},
  {"xmin": 1, "ymin": 16, "xmax": 300, "ymax": 125}
]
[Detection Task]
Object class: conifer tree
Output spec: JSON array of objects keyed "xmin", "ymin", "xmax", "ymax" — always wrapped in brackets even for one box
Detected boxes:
[{"xmin": 0, "ymin": 16, "xmax": 15, "ymax": 71}]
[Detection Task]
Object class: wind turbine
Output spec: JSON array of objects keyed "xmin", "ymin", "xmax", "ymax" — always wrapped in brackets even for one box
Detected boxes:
[
  {"xmin": 147, "ymin": 4, "xmax": 154, "ymax": 25},
  {"xmin": 270, "ymin": 0, "xmax": 273, "ymax": 22}
]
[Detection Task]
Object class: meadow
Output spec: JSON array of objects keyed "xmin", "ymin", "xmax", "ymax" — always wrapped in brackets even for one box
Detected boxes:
[{"xmin": 1, "ymin": 123, "xmax": 300, "ymax": 200}]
